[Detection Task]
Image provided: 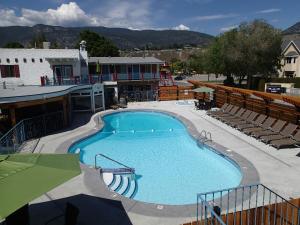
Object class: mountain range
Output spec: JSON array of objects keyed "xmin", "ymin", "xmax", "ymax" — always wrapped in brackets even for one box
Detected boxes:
[{"xmin": 0, "ymin": 24, "xmax": 213, "ymax": 50}]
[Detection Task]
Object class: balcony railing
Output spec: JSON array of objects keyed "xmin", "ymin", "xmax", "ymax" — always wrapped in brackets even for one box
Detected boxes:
[
  {"xmin": 196, "ymin": 184, "xmax": 300, "ymax": 225},
  {"xmin": 0, "ymin": 111, "xmax": 64, "ymax": 154}
]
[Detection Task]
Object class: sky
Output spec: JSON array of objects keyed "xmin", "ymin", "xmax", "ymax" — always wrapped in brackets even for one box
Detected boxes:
[{"xmin": 0, "ymin": 0, "xmax": 300, "ymax": 35}]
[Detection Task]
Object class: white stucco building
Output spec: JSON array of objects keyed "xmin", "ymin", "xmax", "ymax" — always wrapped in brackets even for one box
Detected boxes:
[{"xmin": 0, "ymin": 44, "xmax": 88, "ymax": 86}]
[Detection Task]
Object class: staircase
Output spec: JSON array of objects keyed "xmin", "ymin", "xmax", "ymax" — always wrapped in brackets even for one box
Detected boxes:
[
  {"xmin": 159, "ymin": 72, "xmax": 174, "ymax": 86},
  {"xmin": 102, "ymin": 172, "xmax": 137, "ymax": 198}
]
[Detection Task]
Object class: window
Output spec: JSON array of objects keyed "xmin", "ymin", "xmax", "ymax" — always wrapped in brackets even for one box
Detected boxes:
[
  {"xmin": 286, "ymin": 58, "xmax": 292, "ymax": 64},
  {"xmin": 15, "ymin": 58, "xmax": 18, "ymax": 63},
  {"xmin": 0, "ymin": 65, "xmax": 20, "ymax": 78},
  {"xmin": 294, "ymin": 58, "xmax": 296, "ymax": 63},
  {"xmin": 23, "ymin": 58, "xmax": 27, "ymax": 63},
  {"xmin": 53, "ymin": 65, "xmax": 73, "ymax": 79},
  {"xmin": 6, "ymin": 58, "xmax": 10, "ymax": 63},
  {"xmin": 40, "ymin": 58, "xmax": 43, "ymax": 63},
  {"xmin": 32, "ymin": 58, "xmax": 35, "ymax": 63}
]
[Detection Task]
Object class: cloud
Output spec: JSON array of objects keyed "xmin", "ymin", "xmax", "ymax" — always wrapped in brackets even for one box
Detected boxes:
[
  {"xmin": 192, "ymin": 13, "xmax": 238, "ymax": 21},
  {"xmin": 0, "ymin": 1, "xmax": 154, "ymax": 29},
  {"xmin": 173, "ymin": 24, "xmax": 190, "ymax": 31},
  {"xmin": 220, "ymin": 25, "xmax": 238, "ymax": 32},
  {"xmin": 0, "ymin": 2, "xmax": 98, "ymax": 26},
  {"xmin": 256, "ymin": 8, "xmax": 281, "ymax": 14}
]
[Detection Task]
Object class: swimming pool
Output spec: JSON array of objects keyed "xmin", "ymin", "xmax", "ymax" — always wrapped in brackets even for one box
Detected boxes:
[{"xmin": 69, "ymin": 111, "xmax": 242, "ymax": 205}]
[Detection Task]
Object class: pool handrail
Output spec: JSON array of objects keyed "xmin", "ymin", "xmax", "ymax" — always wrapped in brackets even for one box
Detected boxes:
[{"xmin": 95, "ymin": 153, "xmax": 135, "ymax": 174}]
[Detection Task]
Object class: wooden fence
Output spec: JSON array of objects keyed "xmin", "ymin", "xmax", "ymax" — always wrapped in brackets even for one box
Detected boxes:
[
  {"xmin": 189, "ymin": 81, "xmax": 300, "ymax": 125},
  {"xmin": 183, "ymin": 198, "xmax": 300, "ymax": 225},
  {"xmin": 159, "ymin": 86, "xmax": 194, "ymax": 101}
]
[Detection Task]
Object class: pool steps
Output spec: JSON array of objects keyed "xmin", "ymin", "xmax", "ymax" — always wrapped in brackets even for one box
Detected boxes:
[{"xmin": 103, "ymin": 172, "xmax": 137, "ymax": 198}]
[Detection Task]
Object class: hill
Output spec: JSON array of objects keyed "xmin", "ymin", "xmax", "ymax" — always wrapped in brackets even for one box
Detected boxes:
[{"xmin": 0, "ymin": 24, "xmax": 214, "ymax": 50}]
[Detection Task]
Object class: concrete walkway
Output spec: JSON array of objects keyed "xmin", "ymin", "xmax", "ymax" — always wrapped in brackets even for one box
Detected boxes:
[{"xmin": 30, "ymin": 101, "xmax": 300, "ymax": 225}]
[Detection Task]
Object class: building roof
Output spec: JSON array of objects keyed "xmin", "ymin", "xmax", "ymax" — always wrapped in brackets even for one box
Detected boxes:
[
  {"xmin": 0, "ymin": 85, "xmax": 90, "ymax": 104},
  {"xmin": 282, "ymin": 40, "xmax": 300, "ymax": 54},
  {"xmin": 89, "ymin": 57, "xmax": 164, "ymax": 64},
  {"xmin": 0, "ymin": 48, "xmax": 82, "ymax": 60}
]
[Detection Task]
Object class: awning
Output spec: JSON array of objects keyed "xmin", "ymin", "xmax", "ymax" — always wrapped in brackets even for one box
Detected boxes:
[
  {"xmin": 0, "ymin": 153, "xmax": 81, "ymax": 219},
  {"xmin": 193, "ymin": 87, "xmax": 214, "ymax": 93}
]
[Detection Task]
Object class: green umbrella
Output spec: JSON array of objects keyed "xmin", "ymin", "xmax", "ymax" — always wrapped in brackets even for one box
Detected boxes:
[
  {"xmin": 0, "ymin": 153, "xmax": 81, "ymax": 219},
  {"xmin": 193, "ymin": 86, "xmax": 214, "ymax": 93}
]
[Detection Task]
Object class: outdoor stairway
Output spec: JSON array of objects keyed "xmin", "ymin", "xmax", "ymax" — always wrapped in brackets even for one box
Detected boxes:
[{"xmin": 102, "ymin": 172, "xmax": 137, "ymax": 198}]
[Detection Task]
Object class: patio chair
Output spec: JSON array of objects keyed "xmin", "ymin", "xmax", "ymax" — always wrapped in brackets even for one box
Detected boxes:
[
  {"xmin": 214, "ymin": 106, "xmax": 239, "ymax": 120},
  {"xmin": 223, "ymin": 110, "xmax": 251, "ymax": 125},
  {"xmin": 236, "ymin": 114, "xmax": 267, "ymax": 130},
  {"xmin": 270, "ymin": 129, "xmax": 300, "ymax": 149},
  {"xmin": 243, "ymin": 117, "xmax": 276, "ymax": 135},
  {"xmin": 210, "ymin": 104, "xmax": 233, "ymax": 118},
  {"xmin": 219, "ymin": 108, "xmax": 246, "ymax": 122},
  {"xmin": 207, "ymin": 103, "xmax": 229, "ymax": 116},
  {"xmin": 229, "ymin": 111, "xmax": 259, "ymax": 128},
  {"xmin": 260, "ymin": 123, "xmax": 298, "ymax": 143},
  {"xmin": 251, "ymin": 119, "xmax": 286, "ymax": 138}
]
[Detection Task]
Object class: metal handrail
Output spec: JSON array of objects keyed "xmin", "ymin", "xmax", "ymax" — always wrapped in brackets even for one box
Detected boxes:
[
  {"xmin": 94, "ymin": 153, "xmax": 135, "ymax": 173},
  {"xmin": 197, "ymin": 183, "xmax": 300, "ymax": 225},
  {"xmin": 199, "ymin": 130, "xmax": 213, "ymax": 143},
  {"xmin": 0, "ymin": 111, "xmax": 63, "ymax": 154}
]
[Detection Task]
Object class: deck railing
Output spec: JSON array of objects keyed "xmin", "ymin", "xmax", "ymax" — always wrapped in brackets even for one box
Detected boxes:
[
  {"xmin": 0, "ymin": 111, "xmax": 63, "ymax": 154},
  {"xmin": 196, "ymin": 184, "xmax": 300, "ymax": 225}
]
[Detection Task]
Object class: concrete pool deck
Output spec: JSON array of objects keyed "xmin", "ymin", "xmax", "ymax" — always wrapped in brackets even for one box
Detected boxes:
[{"xmin": 30, "ymin": 101, "xmax": 300, "ymax": 225}]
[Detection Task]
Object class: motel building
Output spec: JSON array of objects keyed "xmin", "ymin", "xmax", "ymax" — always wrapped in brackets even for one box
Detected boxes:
[
  {"xmin": 0, "ymin": 42, "xmax": 103, "ymax": 137},
  {"xmin": 88, "ymin": 57, "xmax": 164, "ymax": 105},
  {"xmin": 0, "ymin": 43, "xmax": 167, "ymax": 138}
]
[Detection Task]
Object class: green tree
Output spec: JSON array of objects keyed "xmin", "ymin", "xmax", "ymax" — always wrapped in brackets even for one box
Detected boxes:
[
  {"xmin": 3, "ymin": 42, "xmax": 24, "ymax": 48},
  {"xmin": 29, "ymin": 32, "xmax": 47, "ymax": 48},
  {"xmin": 204, "ymin": 20, "xmax": 282, "ymax": 87},
  {"xmin": 77, "ymin": 30, "xmax": 119, "ymax": 57}
]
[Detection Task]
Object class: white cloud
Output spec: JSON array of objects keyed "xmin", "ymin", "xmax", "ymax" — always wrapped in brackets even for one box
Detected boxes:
[
  {"xmin": 0, "ymin": 2, "xmax": 99, "ymax": 26},
  {"xmin": 173, "ymin": 24, "xmax": 190, "ymax": 31},
  {"xmin": 0, "ymin": 1, "xmax": 154, "ymax": 29},
  {"xmin": 256, "ymin": 8, "xmax": 281, "ymax": 14},
  {"xmin": 192, "ymin": 13, "xmax": 238, "ymax": 21},
  {"xmin": 220, "ymin": 25, "xmax": 238, "ymax": 32}
]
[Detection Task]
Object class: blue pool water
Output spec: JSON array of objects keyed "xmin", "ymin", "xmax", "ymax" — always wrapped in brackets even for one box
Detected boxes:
[{"xmin": 69, "ymin": 111, "xmax": 242, "ymax": 205}]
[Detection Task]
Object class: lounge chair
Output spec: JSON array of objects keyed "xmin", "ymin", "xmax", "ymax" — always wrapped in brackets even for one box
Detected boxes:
[
  {"xmin": 236, "ymin": 114, "xmax": 267, "ymax": 130},
  {"xmin": 207, "ymin": 103, "xmax": 229, "ymax": 115},
  {"xmin": 270, "ymin": 129, "xmax": 300, "ymax": 149},
  {"xmin": 219, "ymin": 108, "xmax": 246, "ymax": 122},
  {"xmin": 251, "ymin": 119, "xmax": 286, "ymax": 138},
  {"xmin": 210, "ymin": 105, "xmax": 233, "ymax": 118},
  {"xmin": 206, "ymin": 103, "xmax": 233, "ymax": 116},
  {"xmin": 224, "ymin": 110, "xmax": 252, "ymax": 125},
  {"xmin": 229, "ymin": 111, "xmax": 258, "ymax": 128},
  {"xmin": 243, "ymin": 117, "xmax": 276, "ymax": 135},
  {"xmin": 260, "ymin": 123, "xmax": 298, "ymax": 143},
  {"xmin": 214, "ymin": 106, "xmax": 239, "ymax": 120}
]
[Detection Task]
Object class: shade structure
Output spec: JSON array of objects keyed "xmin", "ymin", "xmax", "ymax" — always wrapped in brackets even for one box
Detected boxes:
[
  {"xmin": 0, "ymin": 153, "xmax": 81, "ymax": 220},
  {"xmin": 193, "ymin": 86, "xmax": 214, "ymax": 93}
]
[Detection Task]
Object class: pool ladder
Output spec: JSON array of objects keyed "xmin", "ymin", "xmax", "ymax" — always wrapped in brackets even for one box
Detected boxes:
[
  {"xmin": 199, "ymin": 130, "xmax": 212, "ymax": 144},
  {"xmin": 95, "ymin": 153, "xmax": 135, "ymax": 175}
]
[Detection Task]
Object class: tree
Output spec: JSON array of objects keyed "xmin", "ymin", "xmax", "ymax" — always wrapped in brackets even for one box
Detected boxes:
[
  {"xmin": 3, "ymin": 42, "xmax": 24, "ymax": 48},
  {"xmin": 77, "ymin": 30, "xmax": 119, "ymax": 57},
  {"xmin": 29, "ymin": 32, "xmax": 47, "ymax": 48},
  {"xmin": 204, "ymin": 20, "xmax": 282, "ymax": 87}
]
